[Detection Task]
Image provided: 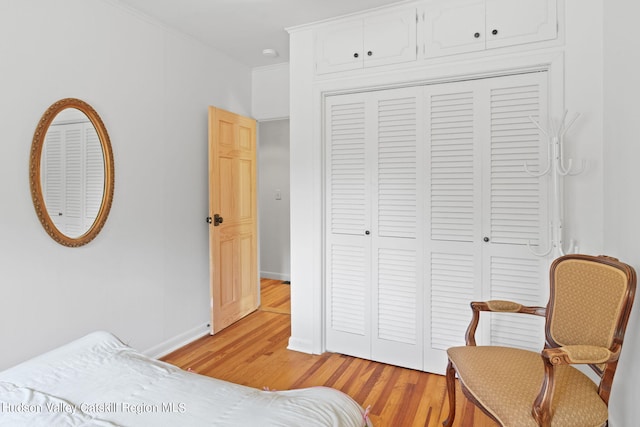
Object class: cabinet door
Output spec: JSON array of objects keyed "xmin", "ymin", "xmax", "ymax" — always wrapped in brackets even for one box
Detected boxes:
[
  {"xmin": 315, "ymin": 20, "xmax": 363, "ymax": 74},
  {"xmin": 364, "ymin": 9, "xmax": 417, "ymax": 68},
  {"xmin": 486, "ymin": 0, "xmax": 557, "ymax": 49},
  {"xmin": 423, "ymin": 72, "xmax": 549, "ymax": 374},
  {"xmin": 424, "ymin": 0, "xmax": 485, "ymax": 57}
]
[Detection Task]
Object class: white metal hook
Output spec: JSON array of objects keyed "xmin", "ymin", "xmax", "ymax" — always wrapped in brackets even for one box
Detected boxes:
[
  {"xmin": 527, "ymin": 240, "xmax": 553, "ymax": 257},
  {"xmin": 524, "ymin": 115, "xmax": 551, "ymax": 177},
  {"xmin": 527, "ymin": 219, "xmax": 554, "ymax": 257},
  {"xmin": 524, "ymin": 149, "xmax": 552, "ymax": 177}
]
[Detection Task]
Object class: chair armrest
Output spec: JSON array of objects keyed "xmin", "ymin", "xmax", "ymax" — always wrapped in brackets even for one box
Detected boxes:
[
  {"xmin": 541, "ymin": 345, "xmax": 618, "ymax": 365},
  {"xmin": 465, "ymin": 301, "xmax": 546, "ymax": 345},
  {"xmin": 533, "ymin": 345, "xmax": 619, "ymax": 426}
]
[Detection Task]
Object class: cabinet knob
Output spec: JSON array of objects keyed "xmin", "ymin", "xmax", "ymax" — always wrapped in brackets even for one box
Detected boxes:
[
  {"xmin": 353, "ymin": 52, "xmax": 359, "ymax": 58},
  {"xmin": 483, "ymin": 237, "xmax": 490, "ymax": 242},
  {"xmin": 492, "ymin": 29, "xmax": 498, "ymax": 35},
  {"xmin": 474, "ymin": 32, "xmax": 480, "ymax": 38},
  {"xmin": 365, "ymin": 230, "xmax": 370, "ymax": 235},
  {"xmin": 367, "ymin": 51, "xmax": 373, "ymax": 56}
]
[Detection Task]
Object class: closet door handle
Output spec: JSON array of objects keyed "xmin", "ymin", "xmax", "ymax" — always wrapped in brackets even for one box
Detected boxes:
[
  {"xmin": 354, "ymin": 52, "xmax": 359, "ymax": 58},
  {"xmin": 474, "ymin": 32, "xmax": 480, "ymax": 38},
  {"xmin": 492, "ymin": 29, "xmax": 498, "ymax": 35},
  {"xmin": 365, "ymin": 230, "xmax": 371, "ymax": 235},
  {"xmin": 367, "ymin": 51, "xmax": 373, "ymax": 56},
  {"xmin": 214, "ymin": 214, "xmax": 224, "ymax": 226},
  {"xmin": 483, "ymin": 237, "xmax": 490, "ymax": 242}
]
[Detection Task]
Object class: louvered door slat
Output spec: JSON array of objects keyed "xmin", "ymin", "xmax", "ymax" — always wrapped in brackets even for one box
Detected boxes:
[
  {"xmin": 330, "ymin": 244, "xmax": 367, "ymax": 335},
  {"xmin": 328, "ymin": 100, "xmax": 367, "ymax": 235},
  {"xmin": 377, "ymin": 248, "xmax": 417, "ymax": 342},
  {"xmin": 64, "ymin": 126, "xmax": 84, "ymax": 236},
  {"xmin": 430, "ymin": 91, "xmax": 475, "ymax": 242},
  {"xmin": 488, "ymin": 255, "xmax": 546, "ymax": 351},
  {"xmin": 377, "ymin": 96, "xmax": 417, "ymax": 239},
  {"xmin": 430, "ymin": 252, "xmax": 474, "ymax": 351},
  {"xmin": 42, "ymin": 128, "xmax": 64, "ymax": 231},
  {"xmin": 490, "ymin": 82, "xmax": 544, "ymax": 245}
]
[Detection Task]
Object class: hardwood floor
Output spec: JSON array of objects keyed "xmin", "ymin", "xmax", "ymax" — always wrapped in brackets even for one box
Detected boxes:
[{"xmin": 161, "ymin": 279, "xmax": 496, "ymax": 427}]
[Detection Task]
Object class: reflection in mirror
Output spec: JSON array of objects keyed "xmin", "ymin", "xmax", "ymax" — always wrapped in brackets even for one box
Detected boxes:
[
  {"xmin": 41, "ymin": 108, "xmax": 105, "ymax": 238},
  {"xmin": 30, "ymin": 98, "xmax": 114, "ymax": 247}
]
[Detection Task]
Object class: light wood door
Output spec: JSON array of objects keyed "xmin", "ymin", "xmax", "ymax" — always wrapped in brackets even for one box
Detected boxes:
[{"xmin": 208, "ymin": 106, "xmax": 258, "ymax": 334}]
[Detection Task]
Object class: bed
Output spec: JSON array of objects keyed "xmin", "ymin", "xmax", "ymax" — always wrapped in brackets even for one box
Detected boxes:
[{"xmin": 0, "ymin": 331, "xmax": 371, "ymax": 426}]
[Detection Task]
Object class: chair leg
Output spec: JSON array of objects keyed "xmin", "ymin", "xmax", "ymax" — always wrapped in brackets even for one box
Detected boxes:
[{"xmin": 443, "ymin": 359, "xmax": 457, "ymax": 427}]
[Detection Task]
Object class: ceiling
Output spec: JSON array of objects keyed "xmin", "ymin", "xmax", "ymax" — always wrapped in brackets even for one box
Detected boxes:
[{"xmin": 114, "ymin": 0, "xmax": 411, "ymax": 68}]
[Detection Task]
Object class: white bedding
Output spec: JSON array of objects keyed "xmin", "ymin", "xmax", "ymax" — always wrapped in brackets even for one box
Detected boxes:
[{"xmin": 0, "ymin": 331, "xmax": 370, "ymax": 426}]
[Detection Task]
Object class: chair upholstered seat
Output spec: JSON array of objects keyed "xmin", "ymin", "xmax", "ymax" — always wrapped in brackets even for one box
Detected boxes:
[{"xmin": 448, "ymin": 346, "xmax": 607, "ymax": 427}]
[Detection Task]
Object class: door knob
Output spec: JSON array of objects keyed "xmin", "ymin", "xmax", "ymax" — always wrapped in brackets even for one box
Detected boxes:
[{"xmin": 214, "ymin": 213, "xmax": 224, "ymax": 226}]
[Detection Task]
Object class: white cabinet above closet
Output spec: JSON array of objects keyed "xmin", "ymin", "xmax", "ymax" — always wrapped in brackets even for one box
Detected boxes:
[
  {"xmin": 425, "ymin": 0, "xmax": 557, "ymax": 57},
  {"xmin": 315, "ymin": 8, "xmax": 417, "ymax": 74}
]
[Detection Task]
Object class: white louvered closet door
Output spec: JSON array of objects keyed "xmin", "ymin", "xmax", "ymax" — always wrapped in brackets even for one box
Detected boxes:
[
  {"xmin": 325, "ymin": 87, "xmax": 423, "ymax": 369},
  {"xmin": 423, "ymin": 72, "xmax": 549, "ymax": 374},
  {"xmin": 41, "ymin": 122, "xmax": 104, "ymax": 237},
  {"xmin": 325, "ymin": 93, "xmax": 372, "ymax": 360},
  {"xmin": 42, "ymin": 127, "xmax": 65, "ymax": 232}
]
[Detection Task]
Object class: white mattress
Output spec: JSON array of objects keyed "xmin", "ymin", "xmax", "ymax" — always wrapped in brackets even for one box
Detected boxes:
[{"xmin": 0, "ymin": 331, "xmax": 370, "ymax": 426}]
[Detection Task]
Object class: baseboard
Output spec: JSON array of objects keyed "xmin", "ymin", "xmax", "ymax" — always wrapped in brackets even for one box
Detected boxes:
[
  {"xmin": 287, "ymin": 336, "xmax": 314, "ymax": 354},
  {"xmin": 143, "ymin": 323, "xmax": 210, "ymax": 359},
  {"xmin": 260, "ymin": 271, "xmax": 291, "ymax": 282}
]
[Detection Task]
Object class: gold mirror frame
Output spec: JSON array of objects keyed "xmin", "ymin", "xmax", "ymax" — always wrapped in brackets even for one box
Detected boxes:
[{"xmin": 29, "ymin": 98, "xmax": 114, "ymax": 247}]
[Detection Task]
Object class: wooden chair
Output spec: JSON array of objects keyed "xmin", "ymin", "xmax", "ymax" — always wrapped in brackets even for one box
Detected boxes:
[{"xmin": 443, "ymin": 254, "xmax": 637, "ymax": 427}]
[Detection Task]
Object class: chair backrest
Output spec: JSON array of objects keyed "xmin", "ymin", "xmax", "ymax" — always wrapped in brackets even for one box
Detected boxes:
[{"xmin": 545, "ymin": 254, "xmax": 636, "ymax": 396}]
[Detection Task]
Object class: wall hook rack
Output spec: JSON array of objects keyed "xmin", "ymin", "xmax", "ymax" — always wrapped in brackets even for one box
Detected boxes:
[{"xmin": 524, "ymin": 110, "xmax": 584, "ymax": 257}]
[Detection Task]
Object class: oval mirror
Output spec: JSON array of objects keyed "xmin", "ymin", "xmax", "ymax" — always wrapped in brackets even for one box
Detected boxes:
[{"xmin": 29, "ymin": 98, "xmax": 114, "ymax": 247}]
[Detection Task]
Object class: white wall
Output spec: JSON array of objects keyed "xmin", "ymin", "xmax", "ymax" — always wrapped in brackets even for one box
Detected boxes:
[
  {"xmin": 252, "ymin": 63, "xmax": 290, "ymax": 121},
  {"xmin": 562, "ymin": 0, "xmax": 604, "ymax": 254},
  {"xmin": 603, "ymin": 2, "xmax": 640, "ymax": 425},
  {"xmin": 253, "ymin": 63, "xmax": 291, "ymax": 281},
  {"xmin": 0, "ymin": 0, "xmax": 251, "ymax": 369},
  {"xmin": 258, "ymin": 120, "xmax": 291, "ymax": 281}
]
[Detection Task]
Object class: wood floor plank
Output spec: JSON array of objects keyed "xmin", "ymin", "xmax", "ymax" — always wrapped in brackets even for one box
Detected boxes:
[{"xmin": 161, "ymin": 279, "xmax": 496, "ymax": 427}]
